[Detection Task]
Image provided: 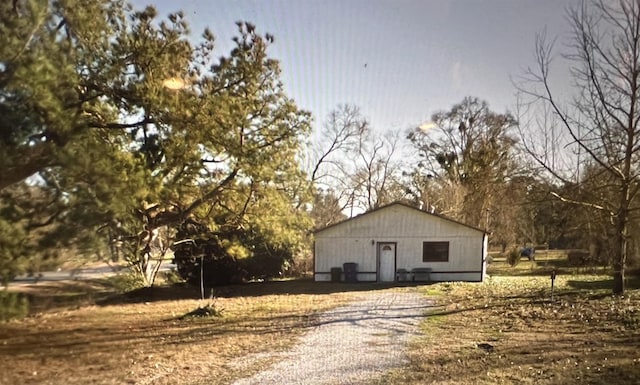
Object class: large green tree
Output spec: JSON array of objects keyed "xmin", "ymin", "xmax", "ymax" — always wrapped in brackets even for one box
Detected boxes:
[
  {"xmin": 1, "ymin": 1, "xmax": 311, "ymax": 285},
  {"xmin": 1, "ymin": 0, "xmax": 136, "ymax": 281},
  {"xmin": 173, "ymin": 176, "xmax": 312, "ymax": 287},
  {"xmin": 1, "ymin": 0, "xmax": 131, "ymax": 190}
]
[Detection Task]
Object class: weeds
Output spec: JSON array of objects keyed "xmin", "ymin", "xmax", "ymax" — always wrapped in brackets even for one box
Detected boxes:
[
  {"xmin": 159, "ymin": 268, "xmax": 184, "ymax": 285},
  {"xmin": 106, "ymin": 270, "xmax": 146, "ymax": 293},
  {"xmin": 179, "ymin": 303, "xmax": 224, "ymax": 319},
  {"xmin": 382, "ymin": 275, "xmax": 640, "ymax": 385},
  {"xmin": 180, "ymin": 290, "xmax": 224, "ymax": 319},
  {"xmin": 0, "ymin": 291, "xmax": 28, "ymax": 321},
  {"xmin": 0, "ymin": 280, "xmax": 358, "ymax": 385},
  {"xmin": 506, "ymin": 248, "xmax": 521, "ymax": 266}
]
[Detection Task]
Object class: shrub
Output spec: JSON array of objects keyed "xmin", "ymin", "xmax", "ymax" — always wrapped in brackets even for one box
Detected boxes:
[
  {"xmin": 180, "ymin": 293, "xmax": 224, "ymax": 319},
  {"xmin": 507, "ymin": 249, "xmax": 521, "ymax": 267},
  {"xmin": 240, "ymin": 246, "xmax": 293, "ymax": 281},
  {"xmin": 107, "ymin": 270, "xmax": 146, "ymax": 293},
  {"xmin": 172, "ymin": 219, "xmax": 295, "ymax": 287},
  {"xmin": 179, "ymin": 303, "xmax": 224, "ymax": 319},
  {"xmin": 628, "ymin": 266, "xmax": 640, "ymax": 278},
  {"xmin": 159, "ymin": 268, "xmax": 184, "ymax": 285},
  {"xmin": 172, "ymin": 221, "xmax": 245, "ymax": 287},
  {"xmin": 287, "ymin": 254, "xmax": 313, "ymax": 278},
  {"xmin": 175, "ymin": 252, "xmax": 246, "ymax": 287},
  {"xmin": 567, "ymin": 249, "xmax": 591, "ymax": 267},
  {"xmin": 0, "ymin": 291, "xmax": 29, "ymax": 321}
]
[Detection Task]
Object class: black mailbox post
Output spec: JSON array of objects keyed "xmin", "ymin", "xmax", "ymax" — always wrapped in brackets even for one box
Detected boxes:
[{"xmin": 550, "ymin": 269, "xmax": 557, "ymax": 300}]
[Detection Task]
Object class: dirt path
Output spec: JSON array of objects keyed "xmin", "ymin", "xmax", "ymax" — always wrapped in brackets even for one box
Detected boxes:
[{"xmin": 231, "ymin": 289, "xmax": 430, "ymax": 385}]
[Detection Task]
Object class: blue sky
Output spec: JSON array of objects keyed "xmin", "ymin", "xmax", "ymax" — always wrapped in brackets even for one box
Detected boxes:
[{"xmin": 132, "ymin": 0, "xmax": 575, "ymax": 133}]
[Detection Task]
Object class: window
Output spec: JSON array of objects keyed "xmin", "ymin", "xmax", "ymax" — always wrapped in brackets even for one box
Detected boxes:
[{"xmin": 422, "ymin": 241, "xmax": 449, "ymax": 262}]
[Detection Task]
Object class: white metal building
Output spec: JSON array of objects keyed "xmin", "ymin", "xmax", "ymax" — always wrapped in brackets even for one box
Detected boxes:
[{"xmin": 314, "ymin": 202, "xmax": 488, "ymax": 283}]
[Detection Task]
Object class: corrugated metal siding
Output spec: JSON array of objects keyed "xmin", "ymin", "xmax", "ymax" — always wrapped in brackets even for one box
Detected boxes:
[
  {"xmin": 430, "ymin": 272, "xmax": 482, "ymax": 282},
  {"xmin": 317, "ymin": 205, "xmax": 482, "ymax": 239},
  {"xmin": 315, "ymin": 238, "xmax": 375, "ymax": 272},
  {"xmin": 314, "ymin": 204, "xmax": 486, "ymax": 282}
]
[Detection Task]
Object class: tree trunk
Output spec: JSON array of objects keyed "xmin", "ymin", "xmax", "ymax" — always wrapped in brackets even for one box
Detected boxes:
[
  {"xmin": 612, "ymin": 205, "xmax": 629, "ymax": 295},
  {"xmin": 612, "ymin": 247, "xmax": 626, "ymax": 295},
  {"xmin": 0, "ymin": 143, "xmax": 55, "ymax": 192}
]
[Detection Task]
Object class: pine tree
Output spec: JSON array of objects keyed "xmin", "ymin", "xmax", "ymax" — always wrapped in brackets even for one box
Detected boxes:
[{"xmin": 1, "ymin": 2, "xmax": 312, "ymax": 285}]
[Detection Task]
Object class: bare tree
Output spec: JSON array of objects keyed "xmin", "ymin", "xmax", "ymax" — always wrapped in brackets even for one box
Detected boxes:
[
  {"xmin": 310, "ymin": 188, "xmax": 347, "ymax": 230},
  {"xmin": 350, "ymin": 130, "xmax": 404, "ymax": 212},
  {"xmin": 408, "ymin": 97, "xmax": 518, "ymax": 228},
  {"xmin": 306, "ymin": 105, "xmax": 369, "ymax": 218},
  {"xmin": 309, "ymin": 104, "xmax": 368, "ymax": 184},
  {"xmin": 308, "ymin": 104, "xmax": 406, "ymax": 217},
  {"xmin": 517, "ymin": 0, "xmax": 640, "ymax": 294}
]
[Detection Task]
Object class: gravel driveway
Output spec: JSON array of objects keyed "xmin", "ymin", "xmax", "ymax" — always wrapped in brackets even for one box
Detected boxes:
[{"xmin": 231, "ymin": 289, "xmax": 430, "ymax": 385}]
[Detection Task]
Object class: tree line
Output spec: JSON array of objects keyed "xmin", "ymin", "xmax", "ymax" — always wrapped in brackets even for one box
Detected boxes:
[{"xmin": 1, "ymin": 0, "xmax": 639, "ymax": 294}]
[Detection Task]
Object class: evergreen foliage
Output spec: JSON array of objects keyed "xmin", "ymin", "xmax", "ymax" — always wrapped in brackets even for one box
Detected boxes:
[
  {"xmin": 0, "ymin": 291, "xmax": 29, "ymax": 322},
  {"xmin": 1, "ymin": 1, "xmax": 311, "ymax": 286}
]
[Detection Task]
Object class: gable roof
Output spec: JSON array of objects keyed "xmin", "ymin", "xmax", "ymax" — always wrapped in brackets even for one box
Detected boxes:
[{"xmin": 314, "ymin": 201, "xmax": 488, "ymax": 235}]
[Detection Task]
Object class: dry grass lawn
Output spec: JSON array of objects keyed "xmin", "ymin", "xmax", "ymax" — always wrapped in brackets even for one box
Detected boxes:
[
  {"xmin": 1, "ymin": 279, "xmax": 392, "ymax": 385},
  {"xmin": 376, "ymin": 264, "xmax": 640, "ymax": 384},
  {"xmin": 5, "ymin": 254, "xmax": 640, "ymax": 385}
]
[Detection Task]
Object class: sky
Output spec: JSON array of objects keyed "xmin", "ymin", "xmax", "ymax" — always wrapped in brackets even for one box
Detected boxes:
[{"xmin": 131, "ymin": 0, "xmax": 576, "ymax": 134}]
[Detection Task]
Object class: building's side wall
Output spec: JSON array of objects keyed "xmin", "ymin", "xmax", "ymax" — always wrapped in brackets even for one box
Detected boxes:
[
  {"xmin": 482, "ymin": 234, "xmax": 488, "ymax": 280},
  {"xmin": 393, "ymin": 234, "xmax": 482, "ymax": 276},
  {"xmin": 314, "ymin": 237, "xmax": 378, "ymax": 281},
  {"xmin": 429, "ymin": 272, "xmax": 482, "ymax": 281},
  {"xmin": 314, "ymin": 204, "xmax": 486, "ymax": 282}
]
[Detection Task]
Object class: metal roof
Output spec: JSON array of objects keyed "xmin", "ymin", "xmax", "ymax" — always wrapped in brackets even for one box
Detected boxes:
[{"xmin": 313, "ymin": 201, "xmax": 489, "ymax": 235}]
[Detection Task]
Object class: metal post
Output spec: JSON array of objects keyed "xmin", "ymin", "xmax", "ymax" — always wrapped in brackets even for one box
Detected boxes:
[{"xmin": 550, "ymin": 269, "xmax": 557, "ymax": 301}]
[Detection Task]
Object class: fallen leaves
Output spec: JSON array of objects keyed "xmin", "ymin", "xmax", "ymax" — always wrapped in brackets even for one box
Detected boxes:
[{"xmin": 377, "ymin": 275, "xmax": 640, "ymax": 385}]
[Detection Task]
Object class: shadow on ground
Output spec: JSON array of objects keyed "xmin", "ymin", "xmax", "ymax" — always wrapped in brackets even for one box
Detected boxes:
[
  {"xmin": 488, "ymin": 262, "xmax": 611, "ymax": 277},
  {"xmin": 14, "ymin": 280, "xmax": 116, "ymax": 314},
  {"xmin": 566, "ymin": 277, "xmax": 640, "ymax": 291},
  {"xmin": 97, "ymin": 280, "xmax": 435, "ymax": 305}
]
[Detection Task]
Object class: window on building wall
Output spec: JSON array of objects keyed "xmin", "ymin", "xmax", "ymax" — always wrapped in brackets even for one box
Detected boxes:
[{"xmin": 422, "ymin": 241, "xmax": 449, "ymax": 262}]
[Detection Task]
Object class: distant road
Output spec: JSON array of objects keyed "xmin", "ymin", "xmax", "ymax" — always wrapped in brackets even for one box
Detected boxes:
[{"xmin": 9, "ymin": 262, "xmax": 175, "ymax": 288}]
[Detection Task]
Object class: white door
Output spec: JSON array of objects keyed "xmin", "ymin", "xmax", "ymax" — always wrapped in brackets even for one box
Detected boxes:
[{"xmin": 379, "ymin": 243, "xmax": 396, "ymax": 282}]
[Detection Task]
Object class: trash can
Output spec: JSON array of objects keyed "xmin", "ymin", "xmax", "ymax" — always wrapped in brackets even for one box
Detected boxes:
[
  {"xmin": 396, "ymin": 268, "xmax": 408, "ymax": 282},
  {"xmin": 330, "ymin": 267, "xmax": 342, "ymax": 282},
  {"xmin": 343, "ymin": 263, "xmax": 358, "ymax": 283}
]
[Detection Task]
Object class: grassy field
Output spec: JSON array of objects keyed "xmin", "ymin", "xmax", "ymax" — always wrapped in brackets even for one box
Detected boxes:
[
  {"xmin": 0, "ymin": 279, "xmax": 398, "ymax": 385},
  {"xmin": 3, "ymin": 253, "xmax": 640, "ymax": 385},
  {"xmin": 487, "ymin": 249, "xmax": 613, "ymax": 276},
  {"xmin": 376, "ymin": 254, "xmax": 640, "ymax": 385}
]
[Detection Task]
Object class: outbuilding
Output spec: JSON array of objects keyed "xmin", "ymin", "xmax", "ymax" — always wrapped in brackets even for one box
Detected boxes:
[{"xmin": 314, "ymin": 202, "xmax": 488, "ymax": 283}]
